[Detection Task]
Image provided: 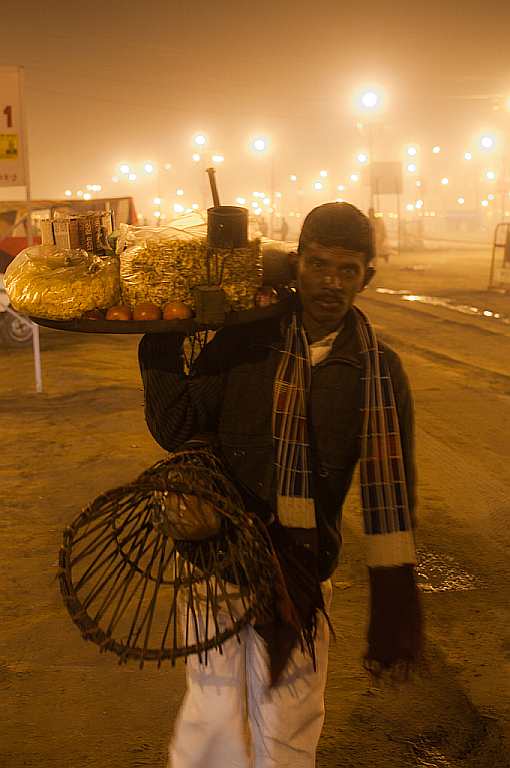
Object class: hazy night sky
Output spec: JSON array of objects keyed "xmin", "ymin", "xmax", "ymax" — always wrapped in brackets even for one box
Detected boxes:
[{"xmin": 1, "ymin": 0, "xmax": 510, "ymax": 209}]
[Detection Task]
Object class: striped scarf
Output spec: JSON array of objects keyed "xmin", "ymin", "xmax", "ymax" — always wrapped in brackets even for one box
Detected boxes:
[{"xmin": 272, "ymin": 306, "xmax": 416, "ymax": 569}]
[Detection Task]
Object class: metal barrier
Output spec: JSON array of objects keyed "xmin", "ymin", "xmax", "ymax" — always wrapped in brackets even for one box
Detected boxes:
[{"xmin": 488, "ymin": 222, "xmax": 510, "ymax": 290}]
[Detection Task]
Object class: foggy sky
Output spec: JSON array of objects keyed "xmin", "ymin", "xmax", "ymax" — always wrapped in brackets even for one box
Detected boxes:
[{"xmin": 1, "ymin": 0, "xmax": 510, "ymax": 203}]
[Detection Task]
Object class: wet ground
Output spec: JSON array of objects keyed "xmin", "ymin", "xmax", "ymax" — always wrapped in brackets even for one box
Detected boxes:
[{"xmin": 1, "ymin": 246, "xmax": 510, "ymax": 767}]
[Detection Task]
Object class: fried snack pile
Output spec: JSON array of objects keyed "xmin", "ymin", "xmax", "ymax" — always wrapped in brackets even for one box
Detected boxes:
[
  {"xmin": 120, "ymin": 236, "xmax": 262, "ymax": 311},
  {"xmin": 4, "ymin": 245, "xmax": 121, "ymax": 320},
  {"xmin": 120, "ymin": 239, "xmax": 208, "ymax": 310}
]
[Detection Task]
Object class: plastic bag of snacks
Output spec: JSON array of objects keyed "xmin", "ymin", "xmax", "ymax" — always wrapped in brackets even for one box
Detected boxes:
[
  {"xmin": 4, "ymin": 245, "xmax": 121, "ymax": 320},
  {"xmin": 117, "ymin": 223, "xmax": 262, "ymax": 312}
]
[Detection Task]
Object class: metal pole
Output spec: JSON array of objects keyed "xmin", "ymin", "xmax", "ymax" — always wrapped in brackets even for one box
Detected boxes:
[
  {"xmin": 368, "ymin": 123, "xmax": 375, "ymax": 209},
  {"xmin": 270, "ymin": 155, "xmax": 275, "ymax": 239},
  {"xmin": 19, "ymin": 67, "xmax": 42, "ymax": 392}
]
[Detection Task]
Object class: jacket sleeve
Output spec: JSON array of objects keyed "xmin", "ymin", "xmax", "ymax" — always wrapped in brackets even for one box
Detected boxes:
[
  {"xmin": 138, "ymin": 331, "xmax": 230, "ymax": 453},
  {"xmin": 386, "ymin": 349, "xmax": 417, "ymax": 527}
]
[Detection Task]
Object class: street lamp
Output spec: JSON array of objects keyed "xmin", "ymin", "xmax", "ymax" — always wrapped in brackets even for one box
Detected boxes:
[
  {"xmin": 480, "ymin": 134, "xmax": 495, "ymax": 150},
  {"xmin": 194, "ymin": 133, "xmax": 207, "ymax": 147},
  {"xmin": 251, "ymin": 135, "xmax": 275, "ymax": 236},
  {"xmin": 355, "ymin": 85, "xmax": 386, "ymax": 208},
  {"xmin": 252, "ymin": 137, "xmax": 267, "ymax": 152},
  {"xmin": 360, "ymin": 90, "xmax": 379, "ymax": 109}
]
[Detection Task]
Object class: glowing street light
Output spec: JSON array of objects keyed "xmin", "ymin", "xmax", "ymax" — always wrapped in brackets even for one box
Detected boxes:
[
  {"xmin": 432, "ymin": 145, "xmax": 441, "ymax": 154},
  {"xmin": 357, "ymin": 153, "xmax": 368, "ymax": 164},
  {"xmin": 176, "ymin": 188, "xmax": 184, "ymax": 196},
  {"xmin": 211, "ymin": 154, "xmax": 224, "ymax": 163},
  {"xmin": 313, "ymin": 181, "xmax": 323, "ymax": 191},
  {"xmin": 192, "ymin": 203, "xmax": 200, "ymax": 210},
  {"xmin": 252, "ymin": 137, "xmax": 267, "ymax": 152},
  {"xmin": 112, "ymin": 176, "xmax": 119, "ymax": 183},
  {"xmin": 164, "ymin": 163, "xmax": 172, "ymax": 170},
  {"xmin": 415, "ymin": 199, "xmax": 424, "ymax": 209},
  {"xmin": 488, "ymin": 193, "xmax": 495, "ymax": 200},
  {"xmin": 407, "ymin": 163, "xmax": 417, "ymax": 173},
  {"xmin": 457, "ymin": 197, "xmax": 465, "ymax": 205},
  {"xmin": 192, "ymin": 153, "xmax": 201, "ymax": 162},
  {"xmin": 441, "ymin": 177, "xmax": 449, "ymax": 185},
  {"xmin": 128, "ymin": 173, "xmax": 137, "ymax": 181},
  {"xmin": 337, "ymin": 184, "xmax": 345, "ymax": 192},
  {"xmin": 144, "ymin": 162, "xmax": 154, "ymax": 174},
  {"xmin": 350, "ymin": 173, "xmax": 359, "ymax": 182},
  {"xmin": 319, "ymin": 169, "xmax": 328, "ymax": 178},
  {"xmin": 83, "ymin": 192, "xmax": 91, "ymax": 200},
  {"xmin": 486, "ymin": 170, "xmax": 496, "ymax": 180},
  {"xmin": 64, "ymin": 190, "xmax": 72, "ymax": 197},
  {"xmin": 154, "ymin": 211, "xmax": 161, "ymax": 219},
  {"xmin": 360, "ymin": 90, "xmax": 380, "ymax": 109},
  {"xmin": 407, "ymin": 146, "xmax": 418, "ymax": 157},
  {"xmin": 406, "ymin": 203, "xmax": 415, "ymax": 211},
  {"xmin": 236, "ymin": 196, "xmax": 247, "ymax": 205},
  {"xmin": 153, "ymin": 197, "xmax": 161, "ymax": 205},
  {"xmin": 289, "ymin": 174, "xmax": 297, "ymax": 182},
  {"xmin": 119, "ymin": 164, "xmax": 130, "ymax": 174},
  {"xmin": 464, "ymin": 152, "xmax": 472, "ymax": 160},
  {"xmin": 194, "ymin": 134, "xmax": 207, "ymax": 147},
  {"xmin": 480, "ymin": 135, "xmax": 495, "ymax": 150},
  {"xmin": 481, "ymin": 199, "xmax": 489, "ymax": 207}
]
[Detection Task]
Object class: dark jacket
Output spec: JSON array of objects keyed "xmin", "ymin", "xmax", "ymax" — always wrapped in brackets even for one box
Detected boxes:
[{"xmin": 138, "ymin": 307, "xmax": 416, "ymax": 581}]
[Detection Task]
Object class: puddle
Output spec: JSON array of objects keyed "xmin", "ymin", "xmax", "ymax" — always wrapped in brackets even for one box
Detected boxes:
[
  {"xmin": 375, "ymin": 288, "xmax": 510, "ymax": 326},
  {"xmin": 416, "ymin": 550, "xmax": 480, "ymax": 593}
]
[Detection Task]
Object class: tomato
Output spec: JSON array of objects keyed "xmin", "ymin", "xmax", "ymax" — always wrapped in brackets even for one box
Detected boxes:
[
  {"xmin": 133, "ymin": 302, "xmax": 162, "ymax": 321},
  {"xmin": 162, "ymin": 301, "xmax": 193, "ymax": 320},
  {"xmin": 105, "ymin": 305, "xmax": 132, "ymax": 320}
]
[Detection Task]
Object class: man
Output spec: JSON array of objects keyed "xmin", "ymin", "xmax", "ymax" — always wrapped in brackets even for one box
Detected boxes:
[{"xmin": 139, "ymin": 202, "xmax": 422, "ymax": 768}]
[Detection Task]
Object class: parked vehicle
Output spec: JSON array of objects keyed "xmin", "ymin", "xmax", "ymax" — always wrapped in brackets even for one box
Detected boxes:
[{"xmin": 0, "ymin": 273, "xmax": 32, "ymax": 346}]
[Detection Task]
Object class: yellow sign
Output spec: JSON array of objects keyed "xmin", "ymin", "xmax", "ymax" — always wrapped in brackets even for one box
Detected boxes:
[{"xmin": 0, "ymin": 133, "xmax": 18, "ymax": 160}]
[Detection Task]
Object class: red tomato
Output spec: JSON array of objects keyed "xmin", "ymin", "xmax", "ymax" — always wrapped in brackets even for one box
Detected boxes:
[
  {"xmin": 162, "ymin": 301, "xmax": 193, "ymax": 320},
  {"xmin": 105, "ymin": 305, "xmax": 132, "ymax": 321},
  {"xmin": 133, "ymin": 302, "xmax": 162, "ymax": 321}
]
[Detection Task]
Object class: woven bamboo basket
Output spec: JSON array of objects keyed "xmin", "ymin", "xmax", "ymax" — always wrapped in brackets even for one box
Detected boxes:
[{"xmin": 58, "ymin": 442, "xmax": 275, "ymax": 668}]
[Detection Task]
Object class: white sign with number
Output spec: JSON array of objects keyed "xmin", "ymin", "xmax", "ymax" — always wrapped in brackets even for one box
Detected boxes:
[{"xmin": 0, "ymin": 67, "xmax": 26, "ymax": 187}]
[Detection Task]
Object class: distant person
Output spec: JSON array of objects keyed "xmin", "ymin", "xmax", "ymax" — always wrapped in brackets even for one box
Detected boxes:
[
  {"xmin": 139, "ymin": 202, "xmax": 422, "ymax": 768},
  {"xmin": 280, "ymin": 216, "xmax": 289, "ymax": 241},
  {"xmin": 368, "ymin": 207, "xmax": 391, "ymax": 262}
]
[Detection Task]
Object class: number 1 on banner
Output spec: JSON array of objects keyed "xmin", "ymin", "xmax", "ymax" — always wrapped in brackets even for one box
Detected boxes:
[{"xmin": 3, "ymin": 105, "xmax": 12, "ymax": 128}]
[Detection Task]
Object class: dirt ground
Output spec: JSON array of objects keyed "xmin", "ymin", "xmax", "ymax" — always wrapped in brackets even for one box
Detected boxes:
[{"xmin": 1, "ymin": 245, "xmax": 510, "ymax": 767}]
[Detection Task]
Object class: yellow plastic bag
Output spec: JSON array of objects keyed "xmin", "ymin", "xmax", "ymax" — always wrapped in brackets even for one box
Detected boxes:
[{"xmin": 4, "ymin": 245, "xmax": 121, "ymax": 320}]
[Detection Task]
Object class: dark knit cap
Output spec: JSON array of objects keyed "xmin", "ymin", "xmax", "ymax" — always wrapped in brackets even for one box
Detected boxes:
[{"xmin": 298, "ymin": 202, "xmax": 374, "ymax": 262}]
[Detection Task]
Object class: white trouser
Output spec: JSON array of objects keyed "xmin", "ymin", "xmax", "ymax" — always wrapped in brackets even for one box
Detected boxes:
[{"xmin": 169, "ymin": 579, "xmax": 332, "ymax": 768}]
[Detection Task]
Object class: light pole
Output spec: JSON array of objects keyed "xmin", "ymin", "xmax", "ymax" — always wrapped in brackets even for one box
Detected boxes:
[
  {"xmin": 252, "ymin": 136, "xmax": 275, "ymax": 237},
  {"xmin": 356, "ymin": 87, "xmax": 385, "ymax": 209}
]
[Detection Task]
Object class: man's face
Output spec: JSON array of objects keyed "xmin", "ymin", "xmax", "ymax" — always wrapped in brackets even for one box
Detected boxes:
[{"xmin": 295, "ymin": 242, "xmax": 370, "ymax": 332}]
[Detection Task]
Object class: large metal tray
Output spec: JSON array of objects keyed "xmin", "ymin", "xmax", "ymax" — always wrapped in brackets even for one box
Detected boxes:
[{"xmin": 30, "ymin": 298, "xmax": 291, "ymax": 335}]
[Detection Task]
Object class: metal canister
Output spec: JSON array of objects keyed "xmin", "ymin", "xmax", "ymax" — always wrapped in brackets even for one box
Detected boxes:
[{"xmin": 207, "ymin": 206, "xmax": 248, "ymax": 250}]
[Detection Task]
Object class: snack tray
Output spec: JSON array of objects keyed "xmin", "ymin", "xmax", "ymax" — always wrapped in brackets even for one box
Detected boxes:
[{"xmin": 30, "ymin": 299, "xmax": 291, "ymax": 335}]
